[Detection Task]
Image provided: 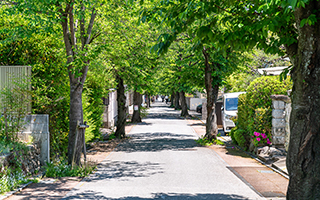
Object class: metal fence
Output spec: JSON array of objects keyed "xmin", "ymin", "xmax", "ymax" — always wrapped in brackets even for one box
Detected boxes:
[{"xmin": 0, "ymin": 66, "xmax": 32, "ymax": 113}]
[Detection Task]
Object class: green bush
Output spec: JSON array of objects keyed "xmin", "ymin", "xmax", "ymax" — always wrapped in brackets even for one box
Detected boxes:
[
  {"xmin": 230, "ymin": 128, "xmax": 238, "ymax": 145},
  {"xmin": 236, "ymin": 94, "xmax": 248, "ymax": 131},
  {"xmin": 235, "ymin": 76, "xmax": 292, "ymax": 149},
  {"xmin": 233, "ymin": 129, "xmax": 248, "ymax": 149}
]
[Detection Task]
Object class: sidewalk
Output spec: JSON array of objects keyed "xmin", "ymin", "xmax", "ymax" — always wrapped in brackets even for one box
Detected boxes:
[
  {"xmin": 3, "ymin": 125, "xmax": 135, "ymax": 200},
  {"xmin": 187, "ymin": 112, "xmax": 289, "ymax": 199}
]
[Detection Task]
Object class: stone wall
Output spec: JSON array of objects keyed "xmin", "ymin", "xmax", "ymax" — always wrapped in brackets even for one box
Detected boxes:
[
  {"xmin": 0, "ymin": 144, "xmax": 41, "ymax": 175},
  {"xmin": 270, "ymin": 95, "xmax": 291, "ymax": 151}
]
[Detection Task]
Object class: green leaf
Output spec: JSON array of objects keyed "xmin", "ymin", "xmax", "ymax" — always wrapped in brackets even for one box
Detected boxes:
[{"xmin": 289, "ymin": 0, "xmax": 297, "ymax": 9}]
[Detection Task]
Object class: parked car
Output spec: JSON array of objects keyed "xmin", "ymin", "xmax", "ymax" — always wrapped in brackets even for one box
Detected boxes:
[
  {"xmin": 221, "ymin": 92, "xmax": 246, "ymax": 133},
  {"xmin": 196, "ymin": 104, "xmax": 202, "ymax": 113}
]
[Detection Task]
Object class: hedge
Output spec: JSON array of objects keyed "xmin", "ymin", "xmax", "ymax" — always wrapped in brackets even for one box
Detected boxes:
[{"xmin": 232, "ymin": 76, "xmax": 292, "ymax": 149}]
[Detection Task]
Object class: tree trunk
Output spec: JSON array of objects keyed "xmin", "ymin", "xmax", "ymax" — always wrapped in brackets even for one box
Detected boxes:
[
  {"xmin": 67, "ymin": 79, "xmax": 85, "ymax": 165},
  {"xmin": 131, "ymin": 91, "xmax": 142, "ymax": 123},
  {"xmin": 170, "ymin": 92, "xmax": 175, "ymax": 108},
  {"xmin": 203, "ymin": 47, "xmax": 218, "ymax": 141},
  {"xmin": 59, "ymin": 3, "xmax": 96, "ymax": 165},
  {"xmin": 146, "ymin": 93, "xmax": 150, "ymax": 108},
  {"xmin": 180, "ymin": 91, "xmax": 189, "ymax": 117},
  {"xmin": 174, "ymin": 91, "xmax": 181, "ymax": 110},
  {"xmin": 115, "ymin": 74, "xmax": 126, "ymax": 139},
  {"xmin": 286, "ymin": 2, "xmax": 320, "ymax": 198}
]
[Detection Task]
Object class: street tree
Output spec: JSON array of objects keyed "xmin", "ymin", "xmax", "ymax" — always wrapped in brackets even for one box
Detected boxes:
[{"xmin": 4, "ymin": 0, "xmax": 110, "ymax": 165}]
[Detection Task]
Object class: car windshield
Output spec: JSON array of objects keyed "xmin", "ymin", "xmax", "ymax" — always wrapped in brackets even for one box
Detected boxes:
[{"xmin": 225, "ymin": 97, "xmax": 238, "ymax": 111}]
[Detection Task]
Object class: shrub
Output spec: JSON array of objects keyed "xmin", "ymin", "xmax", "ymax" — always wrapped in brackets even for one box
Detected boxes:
[
  {"xmin": 230, "ymin": 127, "xmax": 238, "ymax": 145},
  {"xmin": 235, "ymin": 76, "xmax": 292, "ymax": 149},
  {"xmin": 233, "ymin": 129, "xmax": 248, "ymax": 149}
]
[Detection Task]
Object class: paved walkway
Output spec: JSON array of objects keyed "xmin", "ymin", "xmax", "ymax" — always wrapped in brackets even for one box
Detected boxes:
[
  {"xmin": 4, "ymin": 101, "xmax": 288, "ymax": 200},
  {"xmin": 63, "ymin": 102, "xmax": 262, "ymax": 199}
]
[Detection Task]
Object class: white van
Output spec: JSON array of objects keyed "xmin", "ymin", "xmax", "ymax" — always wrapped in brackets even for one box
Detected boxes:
[{"xmin": 221, "ymin": 92, "xmax": 246, "ymax": 133}]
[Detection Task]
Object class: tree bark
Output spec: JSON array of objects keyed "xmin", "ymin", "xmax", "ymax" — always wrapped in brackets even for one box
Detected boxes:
[
  {"xmin": 202, "ymin": 47, "xmax": 218, "ymax": 141},
  {"xmin": 131, "ymin": 91, "xmax": 142, "ymax": 123},
  {"xmin": 286, "ymin": 1, "xmax": 320, "ymax": 198},
  {"xmin": 145, "ymin": 93, "xmax": 150, "ymax": 108},
  {"xmin": 180, "ymin": 91, "xmax": 189, "ymax": 117},
  {"xmin": 67, "ymin": 82, "xmax": 85, "ymax": 165},
  {"xmin": 174, "ymin": 91, "xmax": 181, "ymax": 110},
  {"xmin": 115, "ymin": 74, "xmax": 126, "ymax": 139},
  {"xmin": 170, "ymin": 92, "xmax": 174, "ymax": 107}
]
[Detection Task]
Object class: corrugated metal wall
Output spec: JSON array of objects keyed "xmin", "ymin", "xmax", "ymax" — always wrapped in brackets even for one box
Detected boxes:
[{"xmin": 0, "ymin": 66, "xmax": 32, "ymax": 113}]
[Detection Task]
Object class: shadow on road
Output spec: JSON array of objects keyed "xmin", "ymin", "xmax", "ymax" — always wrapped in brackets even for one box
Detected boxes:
[
  {"xmin": 84, "ymin": 160, "xmax": 164, "ymax": 182},
  {"xmin": 115, "ymin": 132, "xmax": 200, "ymax": 153},
  {"xmin": 63, "ymin": 191, "xmax": 251, "ymax": 200}
]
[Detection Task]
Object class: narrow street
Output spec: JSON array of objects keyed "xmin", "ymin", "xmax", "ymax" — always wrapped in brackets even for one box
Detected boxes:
[{"xmin": 63, "ymin": 102, "xmax": 263, "ymax": 200}]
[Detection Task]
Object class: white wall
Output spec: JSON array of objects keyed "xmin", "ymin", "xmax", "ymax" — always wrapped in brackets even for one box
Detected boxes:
[
  {"xmin": 189, "ymin": 98, "xmax": 204, "ymax": 110},
  {"xmin": 108, "ymin": 90, "xmax": 117, "ymax": 127}
]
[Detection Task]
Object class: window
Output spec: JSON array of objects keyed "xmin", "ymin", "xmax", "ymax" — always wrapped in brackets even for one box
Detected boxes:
[{"xmin": 225, "ymin": 98, "xmax": 238, "ymax": 111}]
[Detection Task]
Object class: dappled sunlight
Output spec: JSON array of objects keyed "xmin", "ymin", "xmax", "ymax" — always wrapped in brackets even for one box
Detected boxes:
[{"xmin": 63, "ymin": 191, "xmax": 252, "ymax": 200}]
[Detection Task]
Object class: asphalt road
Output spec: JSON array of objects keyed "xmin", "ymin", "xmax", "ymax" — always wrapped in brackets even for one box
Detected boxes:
[{"xmin": 63, "ymin": 102, "xmax": 263, "ymax": 200}]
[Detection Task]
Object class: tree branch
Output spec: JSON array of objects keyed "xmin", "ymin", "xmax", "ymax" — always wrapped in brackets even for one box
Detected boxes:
[{"xmin": 85, "ymin": 8, "xmax": 97, "ymax": 45}]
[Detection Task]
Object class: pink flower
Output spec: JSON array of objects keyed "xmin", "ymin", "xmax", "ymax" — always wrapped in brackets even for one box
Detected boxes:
[
  {"xmin": 256, "ymin": 138, "xmax": 261, "ymax": 142},
  {"xmin": 267, "ymin": 138, "xmax": 270, "ymax": 142},
  {"xmin": 267, "ymin": 141, "xmax": 271, "ymax": 144},
  {"xmin": 261, "ymin": 133, "xmax": 267, "ymax": 139},
  {"xmin": 254, "ymin": 132, "xmax": 260, "ymax": 137}
]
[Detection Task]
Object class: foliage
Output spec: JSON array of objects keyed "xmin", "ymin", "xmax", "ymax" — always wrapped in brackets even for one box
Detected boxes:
[
  {"xmin": 45, "ymin": 159, "xmax": 96, "ymax": 178},
  {"xmin": 196, "ymin": 137, "xmax": 224, "ymax": 146},
  {"xmin": 0, "ymin": 140, "xmax": 38, "ymax": 194},
  {"xmin": 107, "ymin": 133, "xmax": 116, "ymax": 140},
  {"xmin": 0, "ymin": 168, "xmax": 29, "ymax": 194},
  {"xmin": 234, "ymin": 76, "xmax": 292, "ymax": 149},
  {"xmin": 0, "ymin": 10, "xmax": 70, "ymax": 158},
  {"xmin": 233, "ymin": 128, "xmax": 249, "ymax": 150},
  {"xmin": 83, "ymin": 66, "xmax": 112, "ymax": 142},
  {"xmin": 0, "ymin": 77, "xmax": 31, "ymax": 143},
  {"xmin": 224, "ymin": 72, "xmax": 260, "ymax": 93},
  {"xmin": 229, "ymin": 128, "xmax": 237, "ymax": 145}
]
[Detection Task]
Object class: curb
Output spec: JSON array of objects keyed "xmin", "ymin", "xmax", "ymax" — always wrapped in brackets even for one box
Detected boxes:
[{"xmin": 218, "ymin": 136, "xmax": 289, "ymax": 180}]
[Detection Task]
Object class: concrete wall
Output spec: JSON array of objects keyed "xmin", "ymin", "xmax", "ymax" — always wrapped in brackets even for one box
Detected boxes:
[
  {"xmin": 190, "ymin": 98, "xmax": 204, "ymax": 111},
  {"xmin": 270, "ymin": 95, "xmax": 291, "ymax": 150},
  {"xmin": 102, "ymin": 89, "xmax": 135, "ymax": 129},
  {"xmin": 19, "ymin": 114, "xmax": 50, "ymax": 165},
  {"xmin": 102, "ymin": 90, "xmax": 118, "ymax": 129}
]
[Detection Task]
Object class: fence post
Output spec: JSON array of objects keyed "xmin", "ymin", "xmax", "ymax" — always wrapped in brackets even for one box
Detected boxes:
[{"xmin": 78, "ymin": 122, "xmax": 89, "ymax": 163}]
